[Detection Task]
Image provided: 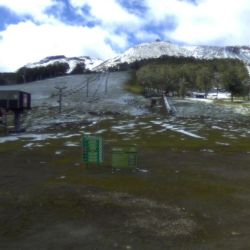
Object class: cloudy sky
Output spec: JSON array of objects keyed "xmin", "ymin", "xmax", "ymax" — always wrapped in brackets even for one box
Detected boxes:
[{"xmin": 0, "ymin": 0, "xmax": 250, "ymax": 72}]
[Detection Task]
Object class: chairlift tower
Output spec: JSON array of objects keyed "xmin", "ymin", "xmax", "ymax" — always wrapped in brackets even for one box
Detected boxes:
[
  {"xmin": 105, "ymin": 72, "xmax": 109, "ymax": 95},
  {"xmin": 55, "ymin": 86, "xmax": 67, "ymax": 114}
]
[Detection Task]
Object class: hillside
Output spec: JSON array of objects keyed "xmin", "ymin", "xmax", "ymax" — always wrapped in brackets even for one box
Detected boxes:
[
  {"xmin": 95, "ymin": 41, "xmax": 250, "ymax": 72},
  {"xmin": 1, "ymin": 41, "xmax": 250, "ymax": 86},
  {"xmin": 23, "ymin": 42, "xmax": 250, "ymax": 74},
  {"xmin": 0, "ymin": 72, "xmax": 148, "ymax": 132},
  {"xmin": 25, "ymin": 55, "xmax": 103, "ymax": 73}
]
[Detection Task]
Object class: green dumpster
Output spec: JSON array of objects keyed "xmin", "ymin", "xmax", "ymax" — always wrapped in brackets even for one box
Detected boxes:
[
  {"xmin": 82, "ymin": 135, "xmax": 103, "ymax": 165},
  {"xmin": 112, "ymin": 146, "xmax": 138, "ymax": 169}
]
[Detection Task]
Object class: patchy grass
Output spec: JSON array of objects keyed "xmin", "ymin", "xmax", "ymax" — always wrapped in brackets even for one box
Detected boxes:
[
  {"xmin": 1, "ymin": 113, "xmax": 250, "ymax": 249},
  {"xmin": 124, "ymin": 83, "xmax": 144, "ymax": 95},
  {"xmin": 214, "ymin": 99, "xmax": 250, "ymax": 107},
  {"xmin": 123, "ymin": 70, "xmax": 144, "ymax": 95}
]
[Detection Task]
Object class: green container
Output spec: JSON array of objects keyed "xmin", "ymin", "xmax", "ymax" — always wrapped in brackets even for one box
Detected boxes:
[
  {"xmin": 112, "ymin": 146, "xmax": 137, "ymax": 169},
  {"xmin": 82, "ymin": 135, "xmax": 103, "ymax": 165}
]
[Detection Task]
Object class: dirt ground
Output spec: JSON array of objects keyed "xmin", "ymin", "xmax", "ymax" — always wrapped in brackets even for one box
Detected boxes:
[
  {"xmin": 1, "ymin": 112, "xmax": 250, "ymax": 250},
  {"xmin": 1, "ymin": 70, "xmax": 250, "ymax": 249}
]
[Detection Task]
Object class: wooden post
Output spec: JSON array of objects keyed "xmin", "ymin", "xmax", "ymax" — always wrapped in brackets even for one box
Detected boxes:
[
  {"xmin": 0, "ymin": 108, "xmax": 8, "ymax": 135},
  {"xmin": 14, "ymin": 111, "xmax": 21, "ymax": 133}
]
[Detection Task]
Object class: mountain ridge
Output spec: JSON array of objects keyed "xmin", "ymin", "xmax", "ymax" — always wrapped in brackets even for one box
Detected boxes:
[
  {"xmin": 94, "ymin": 41, "xmax": 250, "ymax": 72},
  {"xmin": 22, "ymin": 41, "xmax": 250, "ymax": 74}
]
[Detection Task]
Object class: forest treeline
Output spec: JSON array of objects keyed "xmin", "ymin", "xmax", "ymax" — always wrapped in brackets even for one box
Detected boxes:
[
  {"xmin": 0, "ymin": 62, "xmax": 87, "ymax": 85},
  {"xmin": 0, "ymin": 55, "xmax": 250, "ymax": 100},
  {"xmin": 117, "ymin": 56, "xmax": 250, "ymax": 101}
]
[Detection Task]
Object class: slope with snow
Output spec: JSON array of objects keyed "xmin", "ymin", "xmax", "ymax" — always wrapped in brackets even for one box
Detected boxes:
[
  {"xmin": 25, "ymin": 55, "xmax": 103, "ymax": 73},
  {"xmin": 21, "ymin": 41, "xmax": 250, "ymax": 73},
  {"xmin": 94, "ymin": 41, "xmax": 250, "ymax": 71}
]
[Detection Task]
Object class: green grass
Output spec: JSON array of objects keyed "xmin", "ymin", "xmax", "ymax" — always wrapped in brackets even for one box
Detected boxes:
[{"xmin": 124, "ymin": 83, "xmax": 144, "ymax": 95}]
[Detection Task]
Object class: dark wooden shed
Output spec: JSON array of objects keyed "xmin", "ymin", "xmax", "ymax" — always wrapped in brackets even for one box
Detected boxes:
[{"xmin": 0, "ymin": 90, "xmax": 31, "ymax": 112}]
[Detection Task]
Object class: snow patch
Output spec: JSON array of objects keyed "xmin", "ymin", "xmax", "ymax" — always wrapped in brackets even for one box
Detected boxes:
[
  {"xmin": 0, "ymin": 132, "xmax": 81, "ymax": 144},
  {"xmin": 25, "ymin": 56, "xmax": 104, "ymax": 73},
  {"xmin": 64, "ymin": 141, "xmax": 79, "ymax": 147},
  {"xmin": 161, "ymin": 123, "xmax": 205, "ymax": 139}
]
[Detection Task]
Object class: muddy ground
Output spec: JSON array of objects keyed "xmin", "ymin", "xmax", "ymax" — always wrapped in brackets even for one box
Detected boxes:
[
  {"xmin": 1, "ymin": 72, "xmax": 250, "ymax": 249},
  {"xmin": 1, "ymin": 109, "xmax": 250, "ymax": 250}
]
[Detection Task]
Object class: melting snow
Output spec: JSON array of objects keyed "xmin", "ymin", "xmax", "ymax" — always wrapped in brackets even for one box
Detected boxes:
[
  {"xmin": 64, "ymin": 141, "xmax": 79, "ymax": 147},
  {"xmin": 95, "ymin": 129, "xmax": 107, "ymax": 134},
  {"xmin": 55, "ymin": 150, "xmax": 63, "ymax": 155},
  {"xmin": 112, "ymin": 123, "xmax": 136, "ymax": 131},
  {"xmin": 0, "ymin": 132, "xmax": 81, "ymax": 144},
  {"xmin": 160, "ymin": 124, "xmax": 205, "ymax": 139},
  {"xmin": 0, "ymin": 136, "xmax": 18, "ymax": 144},
  {"xmin": 216, "ymin": 142, "xmax": 230, "ymax": 146},
  {"xmin": 201, "ymin": 149, "xmax": 214, "ymax": 153}
]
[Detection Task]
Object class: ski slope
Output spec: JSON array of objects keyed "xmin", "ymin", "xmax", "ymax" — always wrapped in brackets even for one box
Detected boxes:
[{"xmin": 0, "ymin": 72, "xmax": 148, "ymax": 115}]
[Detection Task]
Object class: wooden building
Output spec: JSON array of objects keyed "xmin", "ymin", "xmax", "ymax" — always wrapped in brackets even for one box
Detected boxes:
[
  {"xmin": 0, "ymin": 90, "xmax": 31, "ymax": 112},
  {"xmin": 0, "ymin": 90, "xmax": 31, "ymax": 133}
]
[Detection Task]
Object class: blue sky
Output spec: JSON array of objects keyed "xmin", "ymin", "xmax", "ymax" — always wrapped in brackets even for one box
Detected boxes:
[{"xmin": 0, "ymin": 0, "xmax": 249, "ymax": 72}]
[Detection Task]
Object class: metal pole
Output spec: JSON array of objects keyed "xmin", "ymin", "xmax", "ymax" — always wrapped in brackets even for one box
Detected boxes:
[
  {"xmin": 86, "ymin": 78, "xmax": 89, "ymax": 97},
  {"xmin": 55, "ymin": 86, "xmax": 67, "ymax": 114},
  {"xmin": 105, "ymin": 72, "xmax": 109, "ymax": 95}
]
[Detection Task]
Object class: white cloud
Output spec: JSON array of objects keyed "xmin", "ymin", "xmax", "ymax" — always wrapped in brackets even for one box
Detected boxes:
[
  {"xmin": 145, "ymin": 0, "xmax": 250, "ymax": 45},
  {"xmin": 0, "ymin": 0, "xmax": 58, "ymax": 23},
  {"xmin": 1, "ymin": 0, "xmax": 250, "ymax": 71},
  {"xmin": 0, "ymin": 0, "xmax": 140, "ymax": 71},
  {"xmin": 134, "ymin": 30, "xmax": 160, "ymax": 42},
  {"xmin": 145, "ymin": 0, "xmax": 193, "ymax": 23},
  {"xmin": 70, "ymin": 0, "xmax": 142, "ymax": 30},
  {"xmin": 0, "ymin": 21, "xmax": 122, "ymax": 71},
  {"xmin": 0, "ymin": 0, "xmax": 135, "ymax": 71}
]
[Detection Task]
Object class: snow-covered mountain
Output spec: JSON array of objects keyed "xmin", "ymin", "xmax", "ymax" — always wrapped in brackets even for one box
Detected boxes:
[
  {"xmin": 25, "ymin": 55, "xmax": 103, "ymax": 73},
  {"xmin": 23, "ymin": 41, "xmax": 250, "ymax": 74},
  {"xmin": 94, "ymin": 41, "xmax": 250, "ymax": 72}
]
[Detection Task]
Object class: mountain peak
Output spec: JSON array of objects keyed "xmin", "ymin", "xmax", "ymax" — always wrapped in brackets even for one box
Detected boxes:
[
  {"xmin": 22, "ymin": 41, "xmax": 250, "ymax": 74},
  {"xmin": 41, "ymin": 55, "xmax": 66, "ymax": 63},
  {"xmin": 93, "ymin": 40, "xmax": 250, "ymax": 71}
]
